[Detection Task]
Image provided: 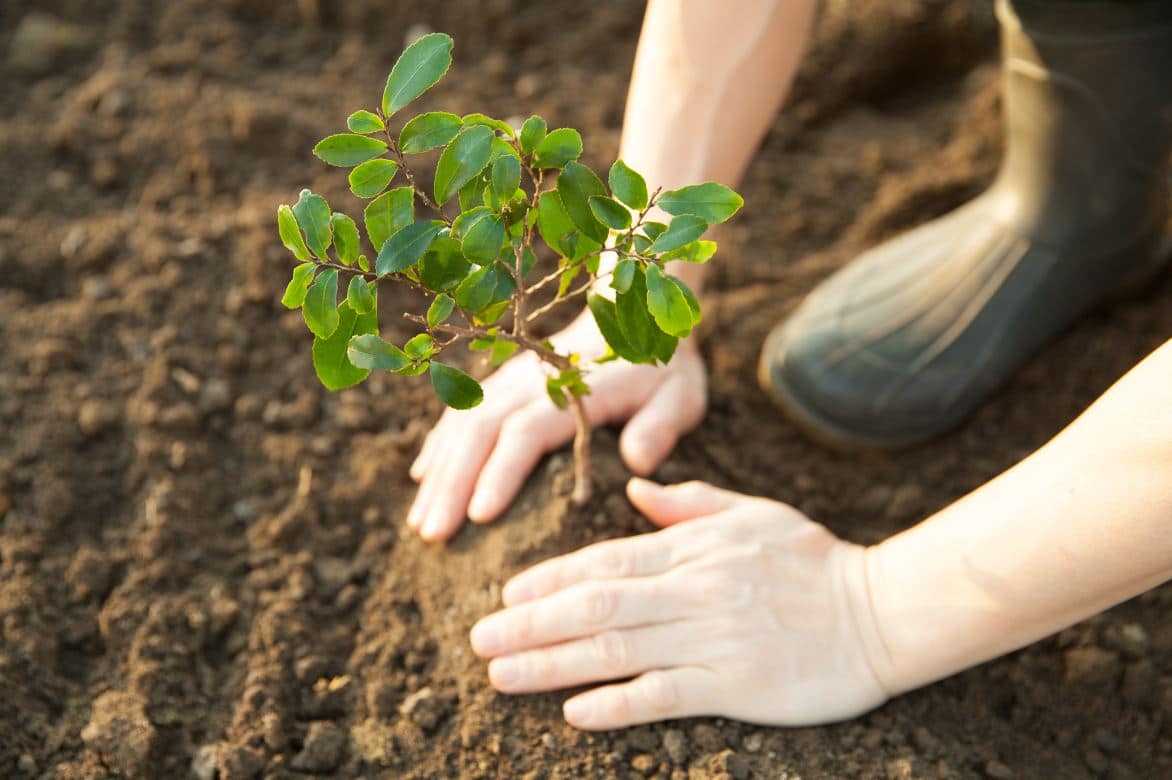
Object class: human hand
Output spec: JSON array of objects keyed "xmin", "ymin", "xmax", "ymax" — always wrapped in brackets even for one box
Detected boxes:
[
  {"xmin": 406, "ymin": 316, "xmax": 707, "ymax": 541},
  {"xmin": 469, "ymin": 478, "xmax": 890, "ymax": 729}
]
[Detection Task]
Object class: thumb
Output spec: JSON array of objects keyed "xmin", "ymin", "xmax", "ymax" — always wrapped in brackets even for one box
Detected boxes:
[
  {"xmin": 627, "ymin": 477, "xmax": 746, "ymax": 528},
  {"xmin": 619, "ymin": 375, "xmax": 704, "ymax": 475}
]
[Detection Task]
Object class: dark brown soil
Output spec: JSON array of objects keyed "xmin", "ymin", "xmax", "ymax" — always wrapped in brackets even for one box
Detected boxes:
[{"xmin": 2, "ymin": 1, "xmax": 1171, "ymax": 778}]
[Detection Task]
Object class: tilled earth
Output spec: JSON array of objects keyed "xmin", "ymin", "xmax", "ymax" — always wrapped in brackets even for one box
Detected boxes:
[{"xmin": 2, "ymin": 0, "xmax": 1171, "ymax": 778}]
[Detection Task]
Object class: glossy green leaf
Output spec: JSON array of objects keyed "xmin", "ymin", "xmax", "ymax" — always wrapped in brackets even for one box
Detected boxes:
[
  {"xmin": 519, "ymin": 115, "xmax": 546, "ymax": 154},
  {"xmin": 313, "ymin": 133, "xmax": 388, "ymax": 167},
  {"xmin": 462, "ymin": 113, "xmax": 515, "ymax": 138},
  {"xmin": 331, "ymin": 212, "xmax": 360, "ymax": 265},
  {"xmin": 434, "ymin": 125, "xmax": 494, "ymax": 205},
  {"xmin": 532, "ymin": 127, "xmax": 582, "ymax": 169},
  {"xmin": 452, "ymin": 205, "xmax": 492, "ymax": 239},
  {"xmin": 645, "ymin": 263, "xmax": 693, "ymax": 337},
  {"xmin": 616, "ymin": 267, "xmax": 658, "ymax": 359},
  {"xmin": 546, "ymin": 377, "xmax": 570, "ymax": 409},
  {"xmin": 292, "ymin": 189, "xmax": 332, "ymax": 259},
  {"xmin": 348, "ymin": 159, "xmax": 399, "ymax": 198},
  {"xmin": 303, "ymin": 268, "xmax": 340, "ymax": 339},
  {"xmin": 357, "ymin": 254, "xmax": 370, "ymax": 273},
  {"xmin": 314, "ymin": 300, "xmax": 377, "ymax": 390},
  {"xmin": 454, "ymin": 265, "xmax": 496, "ymax": 312},
  {"xmin": 430, "ymin": 362, "xmax": 483, "ymax": 410},
  {"xmin": 382, "ymin": 32, "xmax": 454, "ymax": 115},
  {"xmin": 346, "ymin": 274, "xmax": 376, "ymax": 314},
  {"xmin": 490, "ymin": 156, "xmax": 521, "ymax": 206},
  {"xmin": 489, "ymin": 338, "xmax": 518, "ymax": 366},
  {"xmin": 657, "ymin": 182, "xmax": 744, "ymax": 224},
  {"xmin": 661, "ymin": 239, "xmax": 717, "ymax": 264},
  {"xmin": 610, "ymin": 258, "xmax": 636, "ymax": 294},
  {"xmin": 281, "ymin": 262, "xmax": 316, "ymax": 309},
  {"xmin": 672, "ymin": 275, "xmax": 702, "ymax": 325},
  {"xmin": 398, "ymin": 111, "xmax": 462, "ymax": 154},
  {"xmin": 461, "ymin": 213, "xmax": 505, "ymax": 264},
  {"xmin": 558, "ymin": 263, "xmax": 582, "ymax": 298},
  {"xmin": 458, "ymin": 175, "xmax": 486, "ymax": 211},
  {"xmin": 404, "ymin": 333, "xmax": 435, "ymax": 359},
  {"xmin": 347, "ymin": 334, "xmax": 411, "ymax": 372},
  {"xmin": 277, "ymin": 204, "xmax": 311, "ymax": 261},
  {"xmin": 588, "ymin": 293, "xmax": 646, "ymax": 363},
  {"xmin": 649, "ymin": 214, "xmax": 707, "ymax": 254},
  {"xmin": 588, "ymin": 196, "xmax": 631, "ymax": 230},
  {"xmin": 376, "ymin": 220, "xmax": 443, "ymax": 275},
  {"xmin": 641, "ymin": 221, "xmax": 667, "ymax": 240},
  {"xmin": 347, "ymin": 110, "xmax": 384, "ymax": 134},
  {"xmin": 608, "ymin": 159, "xmax": 648, "ymax": 211},
  {"xmin": 557, "ymin": 161, "xmax": 608, "ymax": 243},
  {"xmin": 364, "ymin": 187, "xmax": 414, "ymax": 251},
  {"xmin": 427, "ymin": 293, "xmax": 455, "ymax": 328},
  {"xmin": 536, "ymin": 191, "xmax": 599, "ymax": 261},
  {"xmin": 418, "ymin": 235, "xmax": 470, "ymax": 291}
]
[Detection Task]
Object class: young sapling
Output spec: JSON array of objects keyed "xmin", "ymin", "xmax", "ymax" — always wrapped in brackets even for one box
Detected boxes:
[{"xmin": 277, "ymin": 32, "xmax": 743, "ymax": 505}]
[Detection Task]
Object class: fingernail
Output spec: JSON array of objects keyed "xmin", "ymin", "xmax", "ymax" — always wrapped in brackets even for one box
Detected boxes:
[
  {"xmin": 420, "ymin": 515, "xmax": 445, "ymax": 541},
  {"xmin": 466, "ymin": 495, "xmax": 488, "ymax": 523},
  {"xmin": 470, "ymin": 620, "xmax": 500, "ymax": 655},
  {"xmin": 489, "ymin": 657, "xmax": 519, "ymax": 688},
  {"xmin": 564, "ymin": 697, "xmax": 592, "ymax": 724}
]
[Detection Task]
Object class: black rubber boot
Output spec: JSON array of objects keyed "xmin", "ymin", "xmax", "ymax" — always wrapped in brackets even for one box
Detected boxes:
[{"xmin": 759, "ymin": 0, "xmax": 1172, "ymax": 449}]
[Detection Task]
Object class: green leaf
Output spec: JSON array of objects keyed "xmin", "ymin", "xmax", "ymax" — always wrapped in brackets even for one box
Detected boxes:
[
  {"xmin": 434, "ymin": 125, "xmax": 494, "ymax": 206},
  {"xmin": 490, "ymin": 156, "xmax": 521, "ymax": 206},
  {"xmin": 489, "ymin": 338, "xmax": 518, "ymax": 366},
  {"xmin": 364, "ymin": 187, "xmax": 414, "ymax": 251},
  {"xmin": 314, "ymin": 300, "xmax": 377, "ymax": 391},
  {"xmin": 277, "ymin": 204, "xmax": 311, "ymax": 261},
  {"xmin": 608, "ymin": 160, "xmax": 648, "ymax": 211},
  {"xmin": 313, "ymin": 133, "xmax": 388, "ymax": 167},
  {"xmin": 404, "ymin": 333, "xmax": 435, "ymax": 359},
  {"xmin": 357, "ymin": 254, "xmax": 370, "ymax": 273},
  {"xmin": 536, "ymin": 191, "xmax": 599, "ymax": 261},
  {"xmin": 546, "ymin": 377, "xmax": 570, "ymax": 410},
  {"xmin": 610, "ymin": 258, "xmax": 636, "ymax": 293},
  {"xmin": 645, "ymin": 263, "xmax": 693, "ymax": 337},
  {"xmin": 376, "ymin": 220, "xmax": 443, "ymax": 275},
  {"xmin": 331, "ymin": 212, "xmax": 360, "ymax": 265},
  {"xmin": 452, "ymin": 205, "xmax": 492, "ymax": 239},
  {"xmin": 588, "ymin": 196, "xmax": 631, "ymax": 230},
  {"xmin": 657, "ymin": 182, "xmax": 744, "ymax": 224},
  {"xmin": 292, "ymin": 189, "xmax": 332, "ymax": 259},
  {"xmin": 649, "ymin": 214, "xmax": 707, "ymax": 254},
  {"xmin": 430, "ymin": 362, "xmax": 483, "ymax": 410},
  {"xmin": 532, "ymin": 127, "xmax": 582, "ymax": 169},
  {"xmin": 347, "ymin": 110, "xmax": 384, "ymax": 134},
  {"xmin": 641, "ymin": 221, "xmax": 667, "ymax": 240},
  {"xmin": 347, "ymin": 334, "xmax": 410, "ymax": 372},
  {"xmin": 398, "ymin": 111, "xmax": 463, "ymax": 154},
  {"xmin": 661, "ymin": 239, "xmax": 717, "ymax": 264},
  {"xmin": 458, "ymin": 175, "xmax": 486, "ymax": 211},
  {"xmin": 427, "ymin": 293, "xmax": 455, "ymax": 328},
  {"xmin": 346, "ymin": 275, "xmax": 376, "ymax": 314},
  {"xmin": 454, "ymin": 265, "xmax": 496, "ymax": 311},
  {"xmin": 489, "ymin": 136, "xmax": 521, "ymax": 162},
  {"xmin": 281, "ymin": 262, "xmax": 316, "ymax": 309},
  {"xmin": 303, "ymin": 268, "xmax": 340, "ymax": 339},
  {"xmin": 616, "ymin": 268, "xmax": 660, "ymax": 357},
  {"xmin": 672, "ymin": 275, "xmax": 702, "ymax": 325},
  {"xmin": 461, "ymin": 213, "xmax": 505, "ymax": 264},
  {"xmin": 382, "ymin": 32, "xmax": 454, "ymax": 115},
  {"xmin": 462, "ymin": 113, "xmax": 515, "ymax": 138},
  {"xmin": 557, "ymin": 161, "xmax": 608, "ymax": 243},
  {"xmin": 348, "ymin": 159, "xmax": 399, "ymax": 199},
  {"xmin": 519, "ymin": 115, "xmax": 547, "ymax": 154},
  {"xmin": 558, "ymin": 263, "xmax": 582, "ymax": 297},
  {"xmin": 418, "ymin": 235, "xmax": 470, "ymax": 292},
  {"xmin": 588, "ymin": 293, "xmax": 646, "ymax": 363}
]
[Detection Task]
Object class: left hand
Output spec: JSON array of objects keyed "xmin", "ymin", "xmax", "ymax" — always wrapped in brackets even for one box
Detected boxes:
[{"xmin": 469, "ymin": 478, "xmax": 890, "ymax": 730}]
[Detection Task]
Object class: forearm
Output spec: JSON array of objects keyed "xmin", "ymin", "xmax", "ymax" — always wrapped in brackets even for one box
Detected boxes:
[
  {"xmin": 862, "ymin": 339, "xmax": 1172, "ymax": 694},
  {"xmin": 618, "ymin": 0, "xmax": 816, "ymax": 291}
]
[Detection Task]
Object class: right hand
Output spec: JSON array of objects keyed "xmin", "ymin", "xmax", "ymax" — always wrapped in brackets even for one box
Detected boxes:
[{"xmin": 406, "ymin": 314, "xmax": 707, "ymax": 541}]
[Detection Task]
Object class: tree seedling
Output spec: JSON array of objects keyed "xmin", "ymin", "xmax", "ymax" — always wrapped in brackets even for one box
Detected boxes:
[{"xmin": 277, "ymin": 32, "xmax": 742, "ymax": 505}]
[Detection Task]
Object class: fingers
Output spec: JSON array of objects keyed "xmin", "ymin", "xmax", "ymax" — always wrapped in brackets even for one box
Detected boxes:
[
  {"xmin": 619, "ymin": 374, "xmax": 705, "ymax": 475},
  {"xmin": 563, "ymin": 667, "xmax": 718, "ymax": 730},
  {"xmin": 626, "ymin": 478, "xmax": 747, "ymax": 528},
  {"xmin": 500, "ymin": 533, "xmax": 677, "ymax": 606},
  {"xmin": 407, "ymin": 419, "xmax": 500, "ymax": 541},
  {"xmin": 471, "ymin": 577, "xmax": 682, "ymax": 658},
  {"xmin": 487, "ymin": 622, "xmax": 686, "ymax": 693},
  {"xmin": 466, "ymin": 401, "xmax": 576, "ymax": 523}
]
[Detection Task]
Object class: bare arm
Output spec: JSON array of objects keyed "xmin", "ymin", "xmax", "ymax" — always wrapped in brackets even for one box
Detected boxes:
[{"xmin": 863, "ymin": 338, "xmax": 1172, "ymax": 694}]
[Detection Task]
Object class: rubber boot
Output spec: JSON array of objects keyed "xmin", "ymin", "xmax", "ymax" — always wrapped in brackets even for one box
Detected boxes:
[{"xmin": 758, "ymin": 0, "xmax": 1172, "ymax": 449}]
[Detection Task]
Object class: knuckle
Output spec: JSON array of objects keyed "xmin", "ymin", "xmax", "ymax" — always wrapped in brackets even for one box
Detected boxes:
[
  {"xmin": 639, "ymin": 671, "xmax": 679, "ymax": 716},
  {"xmin": 500, "ymin": 411, "xmax": 537, "ymax": 440},
  {"xmin": 579, "ymin": 583, "xmax": 617, "ymax": 627},
  {"xmin": 514, "ymin": 607, "xmax": 536, "ymax": 645},
  {"xmin": 528, "ymin": 650, "xmax": 557, "ymax": 685},
  {"xmin": 592, "ymin": 630, "xmax": 631, "ymax": 675},
  {"xmin": 595, "ymin": 543, "xmax": 632, "ymax": 578}
]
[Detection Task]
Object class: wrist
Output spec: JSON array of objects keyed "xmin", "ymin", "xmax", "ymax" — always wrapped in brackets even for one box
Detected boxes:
[{"xmin": 839, "ymin": 544, "xmax": 900, "ymax": 698}]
